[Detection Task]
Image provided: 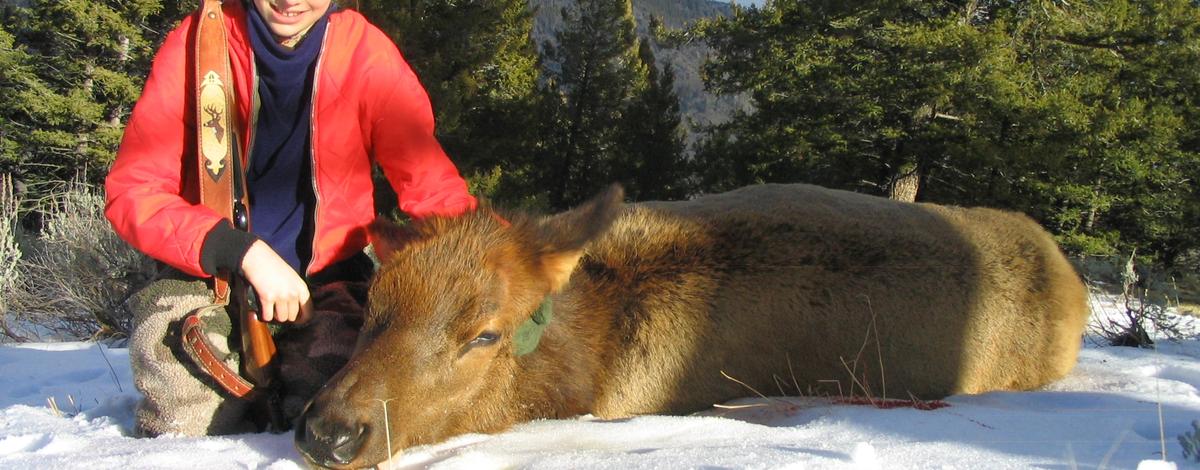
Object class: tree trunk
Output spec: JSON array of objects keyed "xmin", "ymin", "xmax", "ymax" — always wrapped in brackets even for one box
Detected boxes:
[
  {"xmin": 1085, "ymin": 176, "xmax": 1103, "ymax": 232},
  {"xmin": 888, "ymin": 161, "xmax": 920, "ymax": 202}
]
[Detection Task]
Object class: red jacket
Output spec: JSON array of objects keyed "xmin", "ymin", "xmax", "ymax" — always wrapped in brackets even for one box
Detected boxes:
[{"xmin": 105, "ymin": 3, "xmax": 476, "ymax": 278}]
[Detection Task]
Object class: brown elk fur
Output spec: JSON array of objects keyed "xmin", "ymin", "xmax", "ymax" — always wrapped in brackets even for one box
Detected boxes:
[{"xmin": 296, "ymin": 183, "xmax": 1089, "ymax": 469}]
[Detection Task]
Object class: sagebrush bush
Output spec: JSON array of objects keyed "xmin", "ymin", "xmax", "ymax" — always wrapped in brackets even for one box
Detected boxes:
[
  {"xmin": 1087, "ymin": 252, "xmax": 1187, "ymax": 348},
  {"xmin": 1, "ymin": 174, "xmax": 25, "ymax": 340},
  {"xmin": 3, "ymin": 176, "xmax": 157, "ymax": 341}
]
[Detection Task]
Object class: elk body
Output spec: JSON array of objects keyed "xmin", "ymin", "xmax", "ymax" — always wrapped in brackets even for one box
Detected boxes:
[{"xmin": 295, "ymin": 183, "xmax": 1090, "ymax": 469}]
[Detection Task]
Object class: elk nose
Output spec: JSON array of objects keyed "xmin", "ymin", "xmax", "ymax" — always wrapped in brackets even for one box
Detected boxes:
[{"xmin": 295, "ymin": 412, "xmax": 368, "ymax": 468}]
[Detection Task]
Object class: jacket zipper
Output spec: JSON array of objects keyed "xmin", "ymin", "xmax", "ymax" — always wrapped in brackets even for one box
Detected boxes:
[
  {"xmin": 245, "ymin": 56, "xmax": 260, "ymax": 203},
  {"xmin": 306, "ymin": 21, "xmax": 332, "ymax": 277}
]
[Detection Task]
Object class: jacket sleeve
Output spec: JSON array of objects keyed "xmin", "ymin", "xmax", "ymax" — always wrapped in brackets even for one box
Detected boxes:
[
  {"xmin": 366, "ymin": 40, "xmax": 477, "ymax": 219},
  {"xmin": 104, "ymin": 17, "xmax": 225, "ymax": 278}
]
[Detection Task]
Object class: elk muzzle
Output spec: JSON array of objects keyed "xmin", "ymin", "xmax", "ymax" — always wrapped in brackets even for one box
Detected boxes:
[{"xmin": 295, "ymin": 400, "xmax": 370, "ymax": 468}]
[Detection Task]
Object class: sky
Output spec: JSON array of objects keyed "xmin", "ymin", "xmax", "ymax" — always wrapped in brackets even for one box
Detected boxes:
[{"xmin": 0, "ymin": 293, "xmax": 1197, "ymax": 469}]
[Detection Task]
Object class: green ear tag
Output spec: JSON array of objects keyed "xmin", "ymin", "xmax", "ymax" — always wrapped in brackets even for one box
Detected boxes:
[{"xmin": 513, "ymin": 297, "xmax": 553, "ymax": 356}]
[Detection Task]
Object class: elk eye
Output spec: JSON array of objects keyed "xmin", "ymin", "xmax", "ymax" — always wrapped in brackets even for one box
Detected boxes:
[{"xmin": 468, "ymin": 331, "xmax": 500, "ymax": 348}]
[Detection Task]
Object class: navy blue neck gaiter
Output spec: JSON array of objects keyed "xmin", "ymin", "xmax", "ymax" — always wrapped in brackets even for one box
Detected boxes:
[{"xmin": 244, "ymin": 4, "xmax": 333, "ymax": 275}]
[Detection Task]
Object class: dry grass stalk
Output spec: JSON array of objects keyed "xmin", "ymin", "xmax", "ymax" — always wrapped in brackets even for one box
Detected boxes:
[
  {"xmin": 816, "ymin": 379, "xmax": 845, "ymax": 398},
  {"xmin": 833, "ymin": 297, "xmax": 887, "ymax": 404},
  {"xmin": 825, "ymin": 296, "xmax": 948, "ymax": 410},
  {"xmin": 46, "ymin": 396, "xmax": 61, "ymax": 417},
  {"xmin": 711, "ymin": 403, "xmax": 770, "ymax": 410},
  {"xmin": 720, "ymin": 370, "xmax": 768, "ymax": 400},
  {"xmin": 717, "ymin": 370, "xmax": 800, "ymax": 414},
  {"xmin": 372, "ymin": 398, "xmax": 398, "ymax": 468},
  {"xmin": 786, "ymin": 352, "xmax": 802, "ymax": 395},
  {"xmin": 44, "ymin": 394, "xmax": 83, "ymax": 418}
]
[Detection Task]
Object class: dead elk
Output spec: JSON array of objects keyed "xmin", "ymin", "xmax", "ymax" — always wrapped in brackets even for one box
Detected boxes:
[{"xmin": 295, "ymin": 183, "xmax": 1089, "ymax": 468}]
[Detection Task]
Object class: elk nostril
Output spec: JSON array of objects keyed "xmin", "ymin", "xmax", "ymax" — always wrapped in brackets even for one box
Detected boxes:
[
  {"xmin": 295, "ymin": 413, "xmax": 369, "ymax": 467},
  {"xmin": 329, "ymin": 425, "xmax": 368, "ymax": 465}
]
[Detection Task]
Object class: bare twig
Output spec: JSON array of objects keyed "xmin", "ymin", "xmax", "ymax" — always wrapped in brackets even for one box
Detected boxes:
[
  {"xmin": 95, "ymin": 343, "xmax": 123, "ymax": 393},
  {"xmin": 836, "ymin": 295, "xmax": 887, "ymax": 403},
  {"xmin": 864, "ymin": 296, "xmax": 886, "ymax": 400},
  {"xmin": 720, "ymin": 370, "xmax": 768, "ymax": 400},
  {"xmin": 786, "ymin": 352, "xmax": 802, "ymax": 397},
  {"xmin": 1090, "ymin": 253, "xmax": 1187, "ymax": 347},
  {"xmin": 771, "ymin": 374, "xmax": 788, "ymax": 397},
  {"xmin": 816, "ymin": 380, "xmax": 844, "ymax": 398},
  {"xmin": 839, "ymin": 356, "xmax": 875, "ymax": 405}
]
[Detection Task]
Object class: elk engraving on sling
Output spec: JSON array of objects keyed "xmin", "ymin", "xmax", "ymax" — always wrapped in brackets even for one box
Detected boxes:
[
  {"xmin": 199, "ymin": 71, "xmax": 229, "ymax": 181},
  {"xmin": 204, "ymin": 105, "xmax": 225, "ymax": 145}
]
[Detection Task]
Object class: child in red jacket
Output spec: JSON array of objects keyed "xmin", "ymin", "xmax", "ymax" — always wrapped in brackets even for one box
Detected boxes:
[{"xmin": 105, "ymin": 0, "xmax": 476, "ymax": 436}]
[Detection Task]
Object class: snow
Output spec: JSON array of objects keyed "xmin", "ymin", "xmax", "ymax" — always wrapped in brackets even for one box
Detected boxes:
[{"xmin": 2, "ymin": 294, "xmax": 1198, "ymax": 469}]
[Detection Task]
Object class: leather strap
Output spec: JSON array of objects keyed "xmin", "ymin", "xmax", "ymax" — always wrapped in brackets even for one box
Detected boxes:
[
  {"xmin": 195, "ymin": 0, "xmax": 241, "ymax": 304},
  {"xmin": 181, "ymin": 308, "xmax": 255, "ymax": 398},
  {"xmin": 187, "ymin": 0, "xmax": 278, "ymax": 402}
]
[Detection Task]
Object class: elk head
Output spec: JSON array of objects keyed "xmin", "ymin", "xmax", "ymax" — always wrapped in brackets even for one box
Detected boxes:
[{"xmin": 295, "ymin": 186, "xmax": 624, "ymax": 469}]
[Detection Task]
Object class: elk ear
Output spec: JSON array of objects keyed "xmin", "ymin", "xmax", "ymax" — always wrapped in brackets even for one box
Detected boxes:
[
  {"xmin": 367, "ymin": 218, "xmax": 414, "ymax": 264},
  {"xmin": 538, "ymin": 184, "xmax": 625, "ymax": 291}
]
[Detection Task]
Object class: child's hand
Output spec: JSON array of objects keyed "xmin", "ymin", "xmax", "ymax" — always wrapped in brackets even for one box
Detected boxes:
[{"xmin": 240, "ymin": 240, "xmax": 313, "ymax": 324}]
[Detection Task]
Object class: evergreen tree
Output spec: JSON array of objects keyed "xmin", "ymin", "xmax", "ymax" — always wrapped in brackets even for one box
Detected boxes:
[
  {"xmin": 689, "ymin": 0, "xmax": 1200, "ymax": 265},
  {"xmin": 354, "ymin": 0, "xmax": 543, "ymax": 206},
  {"xmin": 961, "ymin": 0, "xmax": 1200, "ymax": 265},
  {"xmin": 1, "ymin": 0, "xmax": 189, "ymax": 199},
  {"xmin": 690, "ymin": 1, "xmax": 1005, "ymax": 200},
  {"xmin": 537, "ymin": 0, "xmax": 644, "ymax": 209},
  {"xmin": 613, "ymin": 37, "xmax": 690, "ymax": 201}
]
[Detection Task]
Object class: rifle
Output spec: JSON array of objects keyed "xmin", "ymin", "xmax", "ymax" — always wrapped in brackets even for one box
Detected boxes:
[{"xmin": 180, "ymin": 0, "xmax": 286, "ymax": 433}]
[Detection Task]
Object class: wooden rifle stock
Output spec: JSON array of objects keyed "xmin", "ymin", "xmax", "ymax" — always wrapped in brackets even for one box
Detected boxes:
[
  {"xmin": 234, "ymin": 280, "xmax": 276, "ymax": 389},
  {"xmin": 230, "ymin": 276, "xmax": 286, "ymax": 431}
]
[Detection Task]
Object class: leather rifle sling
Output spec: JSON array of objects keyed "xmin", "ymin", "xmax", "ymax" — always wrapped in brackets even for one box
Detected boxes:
[
  {"xmin": 195, "ymin": 0, "xmax": 239, "ymax": 304},
  {"xmin": 184, "ymin": 0, "xmax": 277, "ymax": 400}
]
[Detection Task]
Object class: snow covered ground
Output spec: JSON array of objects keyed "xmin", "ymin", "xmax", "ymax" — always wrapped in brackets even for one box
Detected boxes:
[{"xmin": 1, "ymin": 294, "xmax": 1199, "ymax": 469}]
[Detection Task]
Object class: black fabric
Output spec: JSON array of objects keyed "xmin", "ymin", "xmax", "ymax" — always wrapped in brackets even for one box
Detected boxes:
[
  {"xmin": 200, "ymin": 220, "xmax": 261, "ymax": 276},
  {"xmin": 307, "ymin": 252, "xmax": 374, "ymax": 285}
]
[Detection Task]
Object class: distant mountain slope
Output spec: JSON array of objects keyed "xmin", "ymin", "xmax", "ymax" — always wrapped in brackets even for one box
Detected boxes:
[{"xmin": 530, "ymin": 0, "xmax": 746, "ymax": 145}]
